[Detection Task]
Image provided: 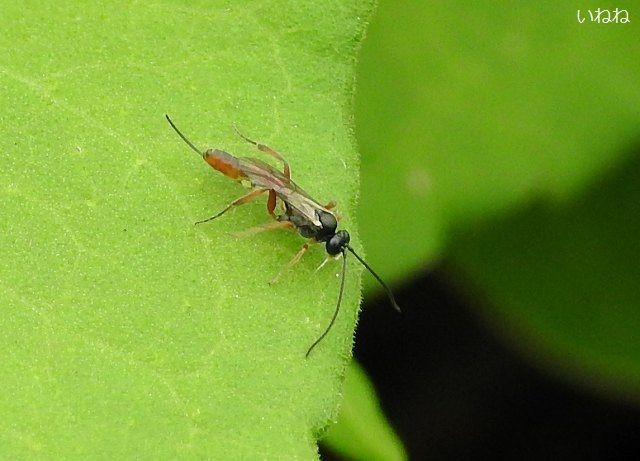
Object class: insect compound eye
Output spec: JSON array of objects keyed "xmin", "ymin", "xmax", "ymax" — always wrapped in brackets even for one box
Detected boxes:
[{"xmin": 326, "ymin": 230, "xmax": 350, "ymax": 256}]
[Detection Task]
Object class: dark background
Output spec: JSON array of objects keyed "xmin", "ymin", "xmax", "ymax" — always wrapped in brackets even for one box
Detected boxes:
[{"xmin": 324, "ymin": 268, "xmax": 640, "ymax": 460}]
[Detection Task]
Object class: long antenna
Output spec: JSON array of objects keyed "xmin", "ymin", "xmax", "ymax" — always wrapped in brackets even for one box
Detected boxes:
[
  {"xmin": 306, "ymin": 250, "xmax": 348, "ymax": 358},
  {"xmin": 347, "ymin": 245, "xmax": 401, "ymax": 312},
  {"xmin": 165, "ymin": 114, "xmax": 203, "ymax": 157}
]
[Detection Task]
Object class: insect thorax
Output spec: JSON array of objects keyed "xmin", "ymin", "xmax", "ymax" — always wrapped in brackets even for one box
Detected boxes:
[{"xmin": 278, "ymin": 205, "xmax": 337, "ymax": 241}]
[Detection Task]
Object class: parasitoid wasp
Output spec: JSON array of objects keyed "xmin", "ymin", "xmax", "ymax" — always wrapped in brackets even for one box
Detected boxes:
[{"xmin": 165, "ymin": 114, "xmax": 400, "ymax": 357}]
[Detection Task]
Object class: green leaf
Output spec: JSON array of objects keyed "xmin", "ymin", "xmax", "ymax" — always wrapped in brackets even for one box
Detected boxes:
[
  {"xmin": 449, "ymin": 151, "xmax": 640, "ymax": 399},
  {"xmin": 351, "ymin": 0, "xmax": 640, "ymax": 411},
  {"xmin": 355, "ymin": 2, "xmax": 640, "ymax": 287},
  {"xmin": 0, "ymin": 1, "xmax": 375, "ymax": 458},
  {"xmin": 322, "ymin": 361, "xmax": 407, "ymax": 461}
]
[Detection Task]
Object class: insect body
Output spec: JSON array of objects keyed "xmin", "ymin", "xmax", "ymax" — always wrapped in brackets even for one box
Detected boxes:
[{"xmin": 165, "ymin": 115, "xmax": 399, "ymax": 357}]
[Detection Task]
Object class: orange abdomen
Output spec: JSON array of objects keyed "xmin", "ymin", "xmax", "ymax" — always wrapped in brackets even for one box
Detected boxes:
[{"xmin": 204, "ymin": 149, "xmax": 245, "ymax": 180}]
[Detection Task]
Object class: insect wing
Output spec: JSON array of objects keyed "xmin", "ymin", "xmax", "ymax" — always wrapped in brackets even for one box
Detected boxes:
[
  {"xmin": 281, "ymin": 192, "xmax": 326, "ymax": 228},
  {"xmin": 237, "ymin": 157, "xmax": 290, "ymax": 190},
  {"xmin": 238, "ymin": 157, "xmax": 327, "ymax": 228}
]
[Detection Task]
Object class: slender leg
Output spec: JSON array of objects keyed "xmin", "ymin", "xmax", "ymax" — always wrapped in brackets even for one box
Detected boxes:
[
  {"xmin": 323, "ymin": 201, "xmax": 340, "ymax": 220},
  {"xmin": 231, "ymin": 220, "xmax": 294, "ymax": 238},
  {"xmin": 323, "ymin": 201, "xmax": 336, "ymax": 210},
  {"xmin": 314, "ymin": 255, "xmax": 334, "ymax": 273},
  {"xmin": 195, "ymin": 188, "xmax": 266, "ymax": 225},
  {"xmin": 269, "ymin": 243, "xmax": 310, "ymax": 285},
  {"xmin": 233, "ymin": 126, "xmax": 291, "ymax": 179},
  {"xmin": 267, "ymin": 190, "xmax": 277, "ymax": 218}
]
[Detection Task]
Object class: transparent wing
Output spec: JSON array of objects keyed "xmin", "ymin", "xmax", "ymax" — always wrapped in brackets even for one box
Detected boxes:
[{"xmin": 238, "ymin": 157, "xmax": 327, "ymax": 227}]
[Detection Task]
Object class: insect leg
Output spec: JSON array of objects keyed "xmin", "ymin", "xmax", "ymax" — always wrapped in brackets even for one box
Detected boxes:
[
  {"xmin": 314, "ymin": 255, "xmax": 333, "ymax": 273},
  {"xmin": 233, "ymin": 126, "xmax": 291, "ymax": 179},
  {"xmin": 195, "ymin": 188, "xmax": 267, "ymax": 225},
  {"xmin": 323, "ymin": 201, "xmax": 337, "ymax": 210},
  {"xmin": 231, "ymin": 220, "xmax": 294, "ymax": 238},
  {"xmin": 267, "ymin": 190, "xmax": 277, "ymax": 218},
  {"xmin": 269, "ymin": 242, "xmax": 310, "ymax": 284}
]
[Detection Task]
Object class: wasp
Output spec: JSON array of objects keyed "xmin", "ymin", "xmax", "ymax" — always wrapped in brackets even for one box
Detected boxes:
[{"xmin": 165, "ymin": 115, "xmax": 399, "ymax": 357}]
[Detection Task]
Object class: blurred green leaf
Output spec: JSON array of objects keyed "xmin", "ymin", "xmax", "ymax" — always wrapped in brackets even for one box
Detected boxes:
[
  {"xmin": 322, "ymin": 361, "xmax": 407, "ymax": 461},
  {"xmin": 449, "ymin": 150, "xmax": 640, "ymax": 399},
  {"xmin": 356, "ymin": 2, "xmax": 640, "ymax": 287},
  {"xmin": 0, "ymin": 1, "xmax": 375, "ymax": 458}
]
